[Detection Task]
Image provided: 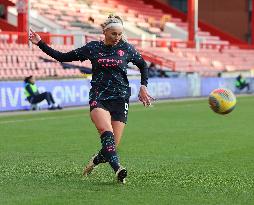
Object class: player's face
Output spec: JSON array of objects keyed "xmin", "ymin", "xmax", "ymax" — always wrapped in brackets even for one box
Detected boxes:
[
  {"xmin": 30, "ymin": 77, "xmax": 35, "ymax": 84},
  {"xmin": 104, "ymin": 27, "xmax": 123, "ymax": 46}
]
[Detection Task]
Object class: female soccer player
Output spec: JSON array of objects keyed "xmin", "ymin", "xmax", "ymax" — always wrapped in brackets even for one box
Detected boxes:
[{"xmin": 29, "ymin": 14, "xmax": 153, "ymax": 184}]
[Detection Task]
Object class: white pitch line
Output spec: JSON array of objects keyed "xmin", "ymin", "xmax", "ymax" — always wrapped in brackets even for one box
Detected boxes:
[
  {"xmin": 0, "ymin": 97, "xmax": 213, "ymax": 124},
  {"xmin": 0, "ymin": 114, "xmax": 85, "ymax": 124},
  {"xmin": 0, "ymin": 107, "xmax": 156, "ymax": 125},
  {"xmin": 0, "ymin": 97, "xmax": 204, "ymax": 117}
]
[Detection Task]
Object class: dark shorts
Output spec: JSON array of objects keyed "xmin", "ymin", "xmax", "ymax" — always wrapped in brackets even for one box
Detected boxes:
[{"xmin": 89, "ymin": 98, "xmax": 129, "ymax": 123}]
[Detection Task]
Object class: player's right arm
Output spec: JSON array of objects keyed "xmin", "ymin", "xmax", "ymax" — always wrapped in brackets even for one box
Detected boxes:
[{"xmin": 29, "ymin": 29, "xmax": 89, "ymax": 62}]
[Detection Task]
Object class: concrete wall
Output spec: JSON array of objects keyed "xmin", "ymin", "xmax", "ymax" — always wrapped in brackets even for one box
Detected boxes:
[{"xmin": 199, "ymin": 0, "xmax": 249, "ymax": 42}]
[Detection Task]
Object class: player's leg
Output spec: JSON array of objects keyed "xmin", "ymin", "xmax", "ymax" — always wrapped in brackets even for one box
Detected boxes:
[
  {"xmin": 46, "ymin": 92, "xmax": 62, "ymax": 109},
  {"xmin": 90, "ymin": 108, "xmax": 121, "ymax": 173},
  {"xmin": 111, "ymin": 121, "xmax": 127, "ymax": 183},
  {"xmin": 111, "ymin": 121, "xmax": 125, "ymax": 147},
  {"xmin": 83, "ymin": 107, "xmax": 112, "ymax": 176},
  {"xmin": 30, "ymin": 93, "xmax": 48, "ymax": 104},
  {"xmin": 31, "ymin": 93, "xmax": 54, "ymax": 109},
  {"xmin": 41, "ymin": 92, "xmax": 62, "ymax": 109},
  {"xmin": 84, "ymin": 107, "xmax": 124, "ymax": 180},
  {"xmin": 246, "ymin": 83, "xmax": 250, "ymax": 91},
  {"xmin": 90, "ymin": 107, "xmax": 113, "ymax": 134},
  {"xmin": 47, "ymin": 92, "xmax": 55, "ymax": 104},
  {"xmin": 109, "ymin": 99, "xmax": 129, "ymax": 183},
  {"xmin": 32, "ymin": 92, "xmax": 59, "ymax": 110},
  {"xmin": 110, "ymin": 98, "xmax": 129, "ymax": 147}
]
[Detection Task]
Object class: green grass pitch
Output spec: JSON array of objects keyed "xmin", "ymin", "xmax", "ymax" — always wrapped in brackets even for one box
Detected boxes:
[{"xmin": 0, "ymin": 97, "xmax": 254, "ymax": 205}]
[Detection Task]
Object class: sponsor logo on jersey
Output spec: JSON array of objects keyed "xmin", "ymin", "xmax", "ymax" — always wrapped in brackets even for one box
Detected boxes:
[{"xmin": 97, "ymin": 58, "xmax": 123, "ymax": 68}]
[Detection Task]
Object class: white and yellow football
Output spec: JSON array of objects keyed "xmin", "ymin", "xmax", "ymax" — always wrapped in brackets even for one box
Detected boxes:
[{"xmin": 209, "ymin": 88, "xmax": 236, "ymax": 114}]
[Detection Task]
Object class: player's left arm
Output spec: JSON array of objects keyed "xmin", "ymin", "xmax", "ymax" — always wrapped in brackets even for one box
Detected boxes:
[{"xmin": 29, "ymin": 29, "xmax": 89, "ymax": 63}]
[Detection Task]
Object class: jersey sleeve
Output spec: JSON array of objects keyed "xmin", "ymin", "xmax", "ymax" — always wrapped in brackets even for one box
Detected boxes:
[
  {"xmin": 38, "ymin": 40, "xmax": 91, "ymax": 62},
  {"xmin": 127, "ymin": 44, "xmax": 148, "ymax": 86}
]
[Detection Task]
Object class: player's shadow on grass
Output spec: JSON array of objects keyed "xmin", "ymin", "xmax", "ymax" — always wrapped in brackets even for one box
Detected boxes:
[
  {"xmin": 91, "ymin": 181, "xmax": 119, "ymax": 186},
  {"xmin": 81, "ymin": 176, "xmax": 120, "ymax": 186}
]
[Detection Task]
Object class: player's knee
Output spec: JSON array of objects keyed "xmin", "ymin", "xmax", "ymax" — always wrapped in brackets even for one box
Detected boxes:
[
  {"xmin": 98, "ymin": 127, "xmax": 113, "ymax": 135},
  {"xmin": 44, "ymin": 91, "xmax": 49, "ymax": 96}
]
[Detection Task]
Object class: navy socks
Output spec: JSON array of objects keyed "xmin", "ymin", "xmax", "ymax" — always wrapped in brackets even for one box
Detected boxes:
[
  {"xmin": 99, "ymin": 131, "xmax": 120, "ymax": 172},
  {"xmin": 93, "ymin": 150, "xmax": 107, "ymax": 165}
]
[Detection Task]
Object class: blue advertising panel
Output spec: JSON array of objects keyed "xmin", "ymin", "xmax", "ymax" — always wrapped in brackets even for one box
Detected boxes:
[
  {"xmin": 1, "ymin": 77, "xmax": 246, "ymax": 112},
  {"xmin": 0, "ymin": 77, "xmax": 190, "ymax": 112},
  {"xmin": 201, "ymin": 77, "xmax": 239, "ymax": 96},
  {"xmin": 0, "ymin": 79, "xmax": 91, "ymax": 111},
  {"xmin": 130, "ymin": 77, "xmax": 189, "ymax": 101},
  {"xmin": 201, "ymin": 77, "xmax": 224, "ymax": 96}
]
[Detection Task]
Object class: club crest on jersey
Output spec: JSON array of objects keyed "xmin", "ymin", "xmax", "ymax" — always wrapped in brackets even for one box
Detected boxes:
[
  {"xmin": 117, "ymin": 50, "xmax": 125, "ymax": 57},
  {"xmin": 90, "ymin": 101, "xmax": 97, "ymax": 107}
]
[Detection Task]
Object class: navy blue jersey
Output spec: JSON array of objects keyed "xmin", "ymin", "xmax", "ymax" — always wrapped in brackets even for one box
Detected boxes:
[{"xmin": 38, "ymin": 40, "xmax": 148, "ymax": 100}]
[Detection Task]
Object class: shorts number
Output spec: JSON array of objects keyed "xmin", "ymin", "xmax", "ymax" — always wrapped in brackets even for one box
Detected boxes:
[{"xmin": 125, "ymin": 103, "xmax": 129, "ymax": 111}]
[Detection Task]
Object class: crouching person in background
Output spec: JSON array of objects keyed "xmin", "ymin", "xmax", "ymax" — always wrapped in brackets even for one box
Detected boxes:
[
  {"xmin": 235, "ymin": 74, "xmax": 251, "ymax": 93},
  {"xmin": 24, "ymin": 75, "xmax": 62, "ymax": 110}
]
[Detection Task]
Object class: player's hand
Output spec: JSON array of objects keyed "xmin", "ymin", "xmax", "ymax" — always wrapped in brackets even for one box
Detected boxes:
[
  {"xmin": 138, "ymin": 85, "xmax": 155, "ymax": 107},
  {"xmin": 29, "ymin": 29, "xmax": 41, "ymax": 45}
]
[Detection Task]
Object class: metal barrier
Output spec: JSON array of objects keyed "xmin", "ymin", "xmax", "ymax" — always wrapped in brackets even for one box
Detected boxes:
[
  {"xmin": 0, "ymin": 31, "xmax": 253, "ymax": 72},
  {"xmin": 1, "ymin": 31, "xmax": 254, "ymax": 50},
  {"xmin": 0, "ymin": 31, "xmax": 74, "ymax": 45}
]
